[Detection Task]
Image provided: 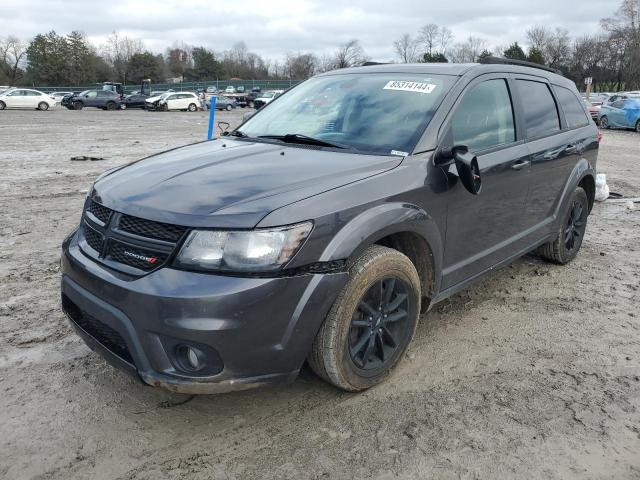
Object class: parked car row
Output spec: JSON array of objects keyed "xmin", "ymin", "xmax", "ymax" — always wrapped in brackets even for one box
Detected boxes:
[{"xmin": 0, "ymin": 85, "xmax": 284, "ymax": 114}]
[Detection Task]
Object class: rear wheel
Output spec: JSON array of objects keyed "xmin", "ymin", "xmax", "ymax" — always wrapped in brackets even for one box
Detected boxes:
[
  {"xmin": 537, "ymin": 187, "xmax": 589, "ymax": 264},
  {"xmin": 308, "ymin": 245, "xmax": 421, "ymax": 391},
  {"xmin": 0, "ymin": 100, "xmax": 5, "ymax": 110},
  {"xmin": 226, "ymin": 104, "xmax": 232, "ymax": 111},
  {"xmin": 38, "ymin": 102, "xmax": 49, "ymax": 111},
  {"xmin": 599, "ymin": 115, "xmax": 609, "ymax": 129},
  {"xmin": 188, "ymin": 103, "xmax": 197, "ymax": 112}
]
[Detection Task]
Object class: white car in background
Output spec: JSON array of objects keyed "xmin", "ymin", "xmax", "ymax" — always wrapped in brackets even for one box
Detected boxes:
[
  {"xmin": 50, "ymin": 91, "xmax": 74, "ymax": 102},
  {"xmin": 156, "ymin": 92, "xmax": 201, "ymax": 112},
  {"xmin": 225, "ymin": 86, "xmax": 236, "ymax": 93},
  {"xmin": 0, "ymin": 88, "xmax": 56, "ymax": 110}
]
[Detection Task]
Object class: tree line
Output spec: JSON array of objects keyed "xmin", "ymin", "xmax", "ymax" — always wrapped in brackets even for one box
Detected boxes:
[
  {"xmin": 393, "ymin": 0, "xmax": 640, "ymax": 91},
  {"xmin": 1, "ymin": 0, "xmax": 637, "ymax": 91}
]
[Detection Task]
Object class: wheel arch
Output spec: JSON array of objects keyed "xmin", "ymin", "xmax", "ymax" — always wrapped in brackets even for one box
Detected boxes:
[
  {"xmin": 318, "ymin": 202, "xmax": 444, "ymax": 306},
  {"xmin": 553, "ymin": 157, "xmax": 596, "ymax": 223}
]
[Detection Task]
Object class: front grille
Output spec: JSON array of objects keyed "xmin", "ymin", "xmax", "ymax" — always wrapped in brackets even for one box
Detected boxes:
[
  {"xmin": 84, "ymin": 225, "xmax": 103, "ymax": 253},
  {"xmin": 119, "ymin": 214, "xmax": 187, "ymax": 242},
  {"xmin": 89, "ymin": 200, "xmax": 111, "ymax": 224},
  {"xmin": 108, "ymin": 241, "xmax": 169, "ymax": 271},
  {"xmin": 62, "ymin": 294, "xmax": 133, "ymax": 364},
  {"xmin": 80, "ymin": 200, "xmax": 187, "ymax": 274}
]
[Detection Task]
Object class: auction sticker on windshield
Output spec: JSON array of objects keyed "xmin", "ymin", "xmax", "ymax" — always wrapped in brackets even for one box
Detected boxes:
[{"xmin": 383, "ymin": 81, "xmax": 437, "ymax": 94}]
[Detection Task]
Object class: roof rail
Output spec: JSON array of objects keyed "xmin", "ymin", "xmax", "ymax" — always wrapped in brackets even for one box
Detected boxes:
[
  {"xmin": 479, "ymin": 56, "xmax": 562, "ymax": 75},
  {"xmin": 361, "ymin": 61, "xmax": 390, "ymax": 66}
]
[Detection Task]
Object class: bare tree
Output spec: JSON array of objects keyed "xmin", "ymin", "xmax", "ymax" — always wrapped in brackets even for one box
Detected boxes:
[
  {"xmin": 393, "ymin": 34, "xmax": 419, "ymax": 63},
  {"xmin": 602, "ymin": 0, "xmax": 640, "ymax": 89},
  {"xmin": 418, "ymin": 24, "xmax": 440, "ymax": 55},
  {"xmin": 0, "ymin": 36, "xmax": 26, "ymax": 84},
  {"xmin": 284, "ymin": 52, "xmax": 317, "ymax": 79},
  {"xmin": 439, "ymin": 26, "xmax": 454, "ymax": 54},
  {"xmin": 333, "ymin": 39, "xmax": 368, "ymax": 69},
  {"xmin": 449, "ymin": 36, "xmax": 487, "ymax": 63},
  {"xmin": 101, "ymin": 31, "xmax": 143, "ymax": 83},
  {"xmin": 526, "ymin": 25, "xmax": 552, "ymax": 52}
]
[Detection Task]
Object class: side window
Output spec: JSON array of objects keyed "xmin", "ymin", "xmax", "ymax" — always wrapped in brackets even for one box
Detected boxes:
[
  {"xmin": 86, "ymin": 91, "xmax": 97, "ymax": 98},
  {"xmin": 451, "ymin": 79, "xmax": 515, "ymax": 152},
  {"xmin": 613, "ymin": 100, "xmax": 626, "ymax": 109},
  {"xmin": 515, "ymin": 80, "xmax": 560, "ymax": 138},
  {"xmin": 553, "ymin": 86, "xmax": 589, "ymax": 128},
  {"xmin": 8, "ymin": 90, "xmax": 23, "ymax": 96}
]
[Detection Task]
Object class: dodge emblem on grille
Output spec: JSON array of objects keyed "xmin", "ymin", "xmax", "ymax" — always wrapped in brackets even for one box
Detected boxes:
[{"xmin": 123, "ymin": 250, "xmax": 158, "ymax": 264}]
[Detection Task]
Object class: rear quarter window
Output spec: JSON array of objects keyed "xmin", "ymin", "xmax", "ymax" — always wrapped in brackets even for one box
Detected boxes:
[
  {"xmin": 515, "ymin": 80, "xmax": 560, "ymax": 139},
  {"xmin": 553, "ymin": 86, "xmax": 589, "ymax": 128}
]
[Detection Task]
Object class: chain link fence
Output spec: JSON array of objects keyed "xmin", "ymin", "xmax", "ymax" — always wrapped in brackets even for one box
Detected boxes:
[{"xmin": 28, "ymin": 79, "xmax": 301, "ymax": 94}]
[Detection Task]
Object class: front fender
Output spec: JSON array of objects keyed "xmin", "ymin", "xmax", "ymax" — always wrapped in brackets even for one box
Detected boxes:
[{"xmin": 319, "ymin": 202, "xmax": 444, "ymax": 296}]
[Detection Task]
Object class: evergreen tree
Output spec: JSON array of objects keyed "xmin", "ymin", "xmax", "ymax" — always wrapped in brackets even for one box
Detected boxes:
[
  {"xmin": 503, "ymin": 42, "xmax": 527, "ymax": 61},
  {"xmin": 422, "ymin": 52, "xmax": 448, "ymax": 63},
  {"xmin": 527, "ymin": 46, "xmax": 546, "ymax": 65}
]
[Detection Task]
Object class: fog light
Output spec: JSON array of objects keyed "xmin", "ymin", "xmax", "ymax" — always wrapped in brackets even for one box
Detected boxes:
[
  {"xmin": 175, "ymin": 344, "xmax": 205, "ymax": 372},
  {"xmin": 187, "ymin": 347, "xmax": 200, "ymax": 369}
]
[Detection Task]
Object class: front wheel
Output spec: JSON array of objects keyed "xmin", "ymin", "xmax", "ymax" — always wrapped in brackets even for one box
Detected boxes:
[
  {"xmin": 0, "ymin": 100, "xmax": 5, "ymax": 110},
  {"xmin": 188, "ymin": 103, "xmax": 197, "ymax": 112},
  {"xmin": 308, "ymin": 245, "xmax": 421, "ymax": 391},
  {"xmin": 74, "ymin": 102, "xmax": 84, "ymax": 110},
  {"xmin": 537, "ymin": 186, "xmax": 589, "ymax": 264},
  {"xmin": 599, "ymin": 116, "xmax": 609, "ymax": 129},
  {"xmin": 106, "ymin": 102, "xmax": 116, "ymax": 111},
  {"xmin": 226, "ymin": 104, "xmax": 232, "ymax": 111},
  {"xmin": 38, "ymin": 102, "xmax": 49, "ymax": 111}
]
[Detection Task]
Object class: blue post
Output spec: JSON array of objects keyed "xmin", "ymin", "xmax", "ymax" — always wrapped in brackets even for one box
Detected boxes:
[{"xmin": 207, "ymin": 96, "xmax": 217, "ymax": 140}]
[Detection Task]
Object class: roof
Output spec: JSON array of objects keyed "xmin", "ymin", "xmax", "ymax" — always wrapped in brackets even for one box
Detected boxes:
[{"xmin": 320, "ymin": 61, "xmax": 571, "ymax": 86}]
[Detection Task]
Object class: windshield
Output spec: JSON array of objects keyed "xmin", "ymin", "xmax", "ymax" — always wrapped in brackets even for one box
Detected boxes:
[
  {"xmin": 240, "ymin": 73, "xmax": 455, "ymax": 155},
  {"xmin": 259, "ymin": 92, "xmax": 275, "ymax": 98}
]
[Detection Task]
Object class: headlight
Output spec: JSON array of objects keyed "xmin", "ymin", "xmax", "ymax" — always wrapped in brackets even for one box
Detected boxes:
[{"xmin": 174, "ymin": 221, "xmax": 313, "ymax": 272}]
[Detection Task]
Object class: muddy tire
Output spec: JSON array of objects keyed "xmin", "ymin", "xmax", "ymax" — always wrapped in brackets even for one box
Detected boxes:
[
  {"xmin": 308, "ymin": 245, "xmax": 421, "ymax": 391},
  {"xmin": 537, "ymin": 187, "xmax": 589, "ymax": 265},
  {"xmin": 599, "ymin": 116, "xmax": 609, "ymax": 129},
  {"xmin": 38, "ymin": 102, "xmax": 49, "ymax": 111}
]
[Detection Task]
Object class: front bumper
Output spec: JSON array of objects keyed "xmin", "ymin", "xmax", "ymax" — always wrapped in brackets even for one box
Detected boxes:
[{"xmin": 61, "ymin": 231, "xmax": 347, "ymax": 394}]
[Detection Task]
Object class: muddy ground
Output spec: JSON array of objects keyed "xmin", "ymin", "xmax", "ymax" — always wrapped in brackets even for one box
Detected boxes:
[{"xmin": 0, "ymin": 109, "xmax": 639, "ymax": 480}]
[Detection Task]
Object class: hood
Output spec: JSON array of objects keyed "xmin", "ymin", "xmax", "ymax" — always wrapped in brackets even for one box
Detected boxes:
[{"xmin": 92, "ymin": 139, "xmax": 401, "ymax": 228}]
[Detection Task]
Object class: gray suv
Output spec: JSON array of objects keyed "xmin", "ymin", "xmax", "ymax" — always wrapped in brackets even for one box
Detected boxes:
[{"xmin": 61, "ymin": 59, "xmax": 599, "ymax": 393}]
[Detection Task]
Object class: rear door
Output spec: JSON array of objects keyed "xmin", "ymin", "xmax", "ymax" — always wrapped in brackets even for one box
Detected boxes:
[
  {"xmin": 515, "ymin": 77, "xmax": 580, "ymax": 233},
  {"xmin": 441, "ymin": 74, "xmax": 531, "ymax": 288}
]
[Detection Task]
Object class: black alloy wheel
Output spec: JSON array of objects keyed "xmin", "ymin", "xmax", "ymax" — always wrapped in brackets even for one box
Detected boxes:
[
  {"xmin": 564, "ymin": 199, "xmax": 586, "ymax": 253},
  {"xmin": 348, "ymin": 277, "xmax": 410, "ymax": 370}
]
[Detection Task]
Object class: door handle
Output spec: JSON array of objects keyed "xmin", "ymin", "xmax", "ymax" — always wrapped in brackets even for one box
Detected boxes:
[
  {"xmin": 565, "ymin": 144, "xmax": 577, "ymax": 154},
  {"xmin": 511, "ymin": 160, "xmax": 530, "ymax": 171}
]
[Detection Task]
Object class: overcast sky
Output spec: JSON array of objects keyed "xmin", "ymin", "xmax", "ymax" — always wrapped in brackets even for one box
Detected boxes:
[{"xmin": 1, "ymin": 0, "xmax": 612, "ymax": 61}]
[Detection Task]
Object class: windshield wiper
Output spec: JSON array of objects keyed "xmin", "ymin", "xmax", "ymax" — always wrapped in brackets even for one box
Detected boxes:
[
  {"xmin": 257, "ymin": 133, "xmax": 350, "ymax": 149},
  {"xmin": 229, "ymin": 130, "xmax": 249, "ymax": 138}
]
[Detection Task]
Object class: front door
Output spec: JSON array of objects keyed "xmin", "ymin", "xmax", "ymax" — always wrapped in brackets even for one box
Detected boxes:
[{"xmin": 440, "ymin": 75, "xmax": 531, "ymax": 289}]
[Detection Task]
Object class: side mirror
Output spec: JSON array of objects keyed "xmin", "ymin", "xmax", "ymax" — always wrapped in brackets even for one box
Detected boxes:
[
  {"xmin": 453, "ymin": 146, "xmax": 481, "ymax": 195},
  {"xmin": 243, "ymin": 111, "xmax": 255, "ymax": 122},
  {"xmin": 435, "ymin": 145, "xmax": 481, "ymax": 195}
]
